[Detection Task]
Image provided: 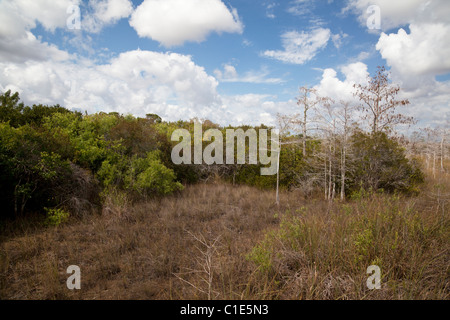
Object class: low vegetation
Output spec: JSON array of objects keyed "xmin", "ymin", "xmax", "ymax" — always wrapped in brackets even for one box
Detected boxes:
[{"xmin": 0, "ymin": 175, "xmax": 448, "ymax": 299}]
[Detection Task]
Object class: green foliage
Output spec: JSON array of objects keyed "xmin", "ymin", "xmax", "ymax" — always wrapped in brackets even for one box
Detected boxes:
[
  {"xmin": 126, "ymin": 151, "xmax": 183, "ymax": 196},
  {"xmin": 146, "ymin": 113, "xmax": 162, "ymax": 123},
  {"xmin": 98, "ymin": 147, "xmax": 184, "ymax": 198},
  {"xmin": 97, "ymin": 160, "xmax": 123, "ymax": 188},
  {"xmin": 0, "ymin": 90, "xmax": 427, "ymax": 221},
  {"xmin": 348, "ymin": 131, "xmax": 424, "ymax": 195},
  {"xmin": 34, "ymin": 151, "xmax": 67, "ymax": 180},
  {"xmin": 0, "ymin": 90, "xmax": 25, "ymax": 127},
  {"xmin": 43, "ymin": 112, "xmax": 111, "ymax": 171},
  {"xmin": 0, "ymin": 90, "xmax": 73, "ymax": 127},
  {"xmin": 44, "ymin": 207, "xmax": 70, "ymax": 226},
  {"xmin": 22, "ymin": 104, "xmax": 73, "ymax": 126},
  {"xmin": 353, "ymin": 228, "xmax": 374, "ymax": 263},
  {"xmin": 246, "ymin": 238, "xmax": 274, "ymax": 273},
  {"xmin": 0, "ymin": 122, "xmax": 74, "ymax": 216}
]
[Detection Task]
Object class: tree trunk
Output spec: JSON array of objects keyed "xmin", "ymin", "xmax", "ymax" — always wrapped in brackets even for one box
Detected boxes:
[
  {"xmin": 324, "ymin": 155, "xmax": 328, "ymax": 200},
  {"xmin": 276, "ymin": 144, "xmax": 280, "ymax": 205},
  {"xmin": 328, "ymin": 151, "xmax": 332, "ymax": 200},
  {"xmin": 303, "ymin": 107, "xmax": 307, "ymax": 156},
  {"xmin": 433, "ymin": 151, "xmax": 436, "ymax": 178},
  {"xmin": 441, "ymin": 136, "xmax": 444, "ymax": 172},
  {"xmin": 341, "ymin": 145, "xmax": 346, "ymax": 200}
]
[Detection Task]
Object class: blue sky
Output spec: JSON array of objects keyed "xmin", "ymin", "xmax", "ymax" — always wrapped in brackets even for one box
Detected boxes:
[{"xmin": 0, "ymin": 0, "xmax": 449, "ymax": 128}]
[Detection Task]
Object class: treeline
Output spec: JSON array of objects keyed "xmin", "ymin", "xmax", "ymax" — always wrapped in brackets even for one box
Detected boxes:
[{"xmin": 0, "ymin": 67, "xmax": 426, "ymax": 220}]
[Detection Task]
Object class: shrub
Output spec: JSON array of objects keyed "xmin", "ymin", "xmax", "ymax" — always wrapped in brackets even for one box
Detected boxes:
[
  {"xmin": 127, "ymin": 151, "xmax": 183, "ymax": 196},
  {"xmin": 44, "ymin": 207, "xmax": 70, "ymax": 226},
  {"xmin": 348, "ymin": 131, "xmax": 424, "ymax": 195}
]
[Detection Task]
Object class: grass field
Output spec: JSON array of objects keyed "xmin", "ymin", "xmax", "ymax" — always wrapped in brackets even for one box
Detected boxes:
[{"xmin": 0, "ymin": 171, "xmax": 448, "ymax": 300}]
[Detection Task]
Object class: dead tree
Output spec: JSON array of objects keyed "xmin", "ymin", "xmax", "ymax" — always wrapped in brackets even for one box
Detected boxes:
[{"xmin": 353, "ymin": 66, "xmax": 413, "ymax": 135}]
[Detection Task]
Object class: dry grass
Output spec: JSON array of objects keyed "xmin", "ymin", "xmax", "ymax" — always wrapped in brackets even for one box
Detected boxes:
[{"xmin": 0, "ymin": 174, "xmax": 448, "ymax": 300}]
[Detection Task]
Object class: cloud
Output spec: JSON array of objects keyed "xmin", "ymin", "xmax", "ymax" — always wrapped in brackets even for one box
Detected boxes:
[
  {"xmin": 0, "ymin": 31, "xmax": 72, "ymax": 63},
  {"xmin": 344, "ymin": 0, "xmax": 450, "ymax": 31},
  {"xmin": 0, "ymin": 0, "xmax": 133, "ymax": 62},
  {"xmin": 220, "ymin": 94, "xmax": 297, "ymax": 126},
  {"xmin": 0, "ymin": 0, "xmax": 72, "ymax": 37},
  {"xmin": 129, "ymin": 0, "xmax": 243, "ymax": 47},
  {"xmin": 345, "ymin": 0, "xmax": 450, "ymax": 79},
  {"xmin": 344, "ymin": 0, "xmax": 450, "ymax": 128},
  {"xmin": 287, "ymin": 0, "xmax": 327, "ymax": 26},
  {"xmin": 82, "ymin": 0, "xmax": 134, "ymax": 33},
  {"xmin": 287, "ymin": 0, "xmax": 313, "ymax": 17},
  {"xmin": 313, "ymin": 61, "xmax": 450, "ymax": 128},
  {"xmin": 263, "ymin": 28, "xmax": 331, "ymax": 64},
  {"xmin": 214, "ymin": 64, "xmax": 238, "ymax": 80},
  {"xmin": 242, "ymin": 39, "xmax": 253, "ymax": 47},
  {"xmin": 0, "ymin": 48, "xmax": 294, "ymax": 126},
  {"xmin": 376, "ymin": 23, "xmax": 450, "ymax": 78},
  {"xmin": 0, "ymin": 0, "xmax": 74, "ymax": 63},
  {"xmin": 344, "ymin": 0, "xmax": 429, "ymax": 30},
  {"xmin": 0, "ymin": 50, "xmax": 220, "ymax": 120},
  {"xmin": 331, "ymin": 32, "xmax": 348, "ymax": 49},
  {"xmin": 314, "ymin": 62, "xmax": 369, "ymax": 103},
  {"xmin": 264, "ymin": 2, "xmax": 277, "ymax": 19},
  {"xmin": 214, "ymin": 64, "xmax": 284, "ymax": 84}
]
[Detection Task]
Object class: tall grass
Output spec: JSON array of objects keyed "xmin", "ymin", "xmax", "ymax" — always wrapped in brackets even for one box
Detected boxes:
[{"xmin": 0, "ymin": 174, "xmax": 448, "ymax": 300}]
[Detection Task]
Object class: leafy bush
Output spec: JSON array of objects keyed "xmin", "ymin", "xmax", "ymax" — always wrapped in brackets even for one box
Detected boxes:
[
  {"xmin": 348, "ymin": 131, "xmax": 424, "ymax": 195},
  {"xmin": 126, "ymin": 151, "xmax": 183, "ymax": 196},
  {"xmin": 44, "ymin": 207, "xmax": 70, "ymax": 226}
]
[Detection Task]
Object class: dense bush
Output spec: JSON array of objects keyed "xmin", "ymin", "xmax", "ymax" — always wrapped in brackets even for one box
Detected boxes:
[
  {"xmin": 0, "ymin": 90, "xmax": 425, "ymax": 220},
  {"xmin": 0, "ymin": 91, "xmax": 184, "ymax": 219},
  {"xmin": 348, "ymin": 131, "xmax": 424, "ymax": 195}
]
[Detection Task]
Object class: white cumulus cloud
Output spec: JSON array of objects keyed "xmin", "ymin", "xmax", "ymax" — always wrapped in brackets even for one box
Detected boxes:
[
  {"xmin": 314, "ymin": 62, "xmax": 369, "ymax": 103},
  {"xmin": 0, "ymin": 0, "xmax": 134, "ymax": 62},
  {"xmin": 344, "ymin": 0, "xmax": 450, "ymax": 128},
  {"xmin": 129, "ymin": 0, "xmax": 243, "ymax": 47},
  {"xmin": 0, "ymin": 0, "xmax": 73, "ymax": 63},
  {"xmin": 376, "ymin": 23, "xmax": 450, "ymax": 78},
  {"xmin": 344, "ymin": 0, "xmax": 450, "ymax": 31},
  {"xmin": 0, "ymin": 50, "xmax": 221, "ymax": 121}
]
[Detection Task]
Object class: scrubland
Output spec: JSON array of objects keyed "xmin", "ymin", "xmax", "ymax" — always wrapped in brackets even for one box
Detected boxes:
[{"xmin": 1, "ymin": 170, "xmax": 448, "ymax": 300}]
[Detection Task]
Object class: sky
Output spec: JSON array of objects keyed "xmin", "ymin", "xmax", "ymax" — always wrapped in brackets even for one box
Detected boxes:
[{"xmin": 0, "ymin": 0, "xmax": 449, "ymax": 128}]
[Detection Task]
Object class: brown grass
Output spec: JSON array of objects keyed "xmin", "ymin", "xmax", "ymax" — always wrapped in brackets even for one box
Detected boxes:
[{"xmin": 0, "ymin": 173, "xmax": 448, "ymax": 300}]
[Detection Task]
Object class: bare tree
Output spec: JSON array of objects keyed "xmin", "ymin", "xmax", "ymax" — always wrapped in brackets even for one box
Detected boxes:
[
  {"xmin": 353, "ymin": 66, "xmax": 413, "ymax": 134},
  {"xmin": 312, "ymin": 102, "xmax": 339, "ymax": 201},
  {"xmin": 335, "ymin": 100, "xmax": 357, "ymax": 200},
  {"xmin": 274, "ymin": 113, "xmax": 302, "ymax": 204},
  {"xmin": 438, "ymin": 126, "xmax": 449, "ymax": 174},
  {"xmin": 295, "ymin": 86, "xmax": 332, "ymax": 155},
  {"xmin": 423, "ymin": 126, "xmax": 449, "ymax": 177},
  {"xmin": 275, "ymin": 88, "xmax": 334, "ymax": 200},
  {"xmin": 319, "ymin": 104, "xmax": 335, "ymax": 200}
]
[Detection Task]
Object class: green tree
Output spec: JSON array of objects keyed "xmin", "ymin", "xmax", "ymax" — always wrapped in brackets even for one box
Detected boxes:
[
  {"xmin": 22, "ymin": 104, "xmax": 72, "ymax": 126},
  {"xmin": 146, "ymin": 113, "xmax": 162, "ymax": 123},
  {"xmin": 348, "ymin": 131, "xmax": 424, "ymax": 194},
  {"xmin": 0, "ymin": 90, "xmax": 25, "ymax": 127}
]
